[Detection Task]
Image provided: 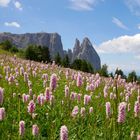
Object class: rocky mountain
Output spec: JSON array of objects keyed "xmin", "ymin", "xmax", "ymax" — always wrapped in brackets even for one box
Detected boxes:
[
  {"xmin": 72, "ymin": 37, "xmax": 101, "ymax": 70},
  {"xmin": 0, "ymin": 32, "xmax": 101, "ymax": 70},
  {"xmin": 0, "ymin": 32, "xmax": 64, "ymax": 59}
]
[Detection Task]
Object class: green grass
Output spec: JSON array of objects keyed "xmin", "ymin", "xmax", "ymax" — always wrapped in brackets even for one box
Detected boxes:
[{"xmin": 0, "ymin": 48, "xmax": 13, "ymax": 55}]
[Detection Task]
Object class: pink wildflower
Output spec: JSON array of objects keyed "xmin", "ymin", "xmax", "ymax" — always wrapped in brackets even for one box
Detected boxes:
[
  {"xmin": 80, "ymin": 107, "xmax": 86, "ymax": 117},
  {"xmin": 84, "ymin": 95, "xmax": 91, "ymax": 105},
  {"xmin": 134, "ymin": 101, "xmax": 140, "ymax": 117},
  {"xmin": 137, "ymin": 135, "xmax": 140, "ymax": 140},
  {"xmin": 89, "ymin": 107, "xmax": 93, "ymax": 114},
  {"xmin": 50, "ymin": 95, "xmax": 55, "ymax": 105},
  {"xmin": 0, "ymin": 87, "xmax": 4, "ymax": 105},
  {"xmin": 60, "ymin": 125, "xmax": 68, "ymax": 140},
  {"xmin": 106, "ymin": 102, "xmax": 111, "ymax": 118},
  {"xmin": 45, "ymin": 87, "xmax": 50, "ymax": 101},
  {"xmin": 65, "ymin": 86, "xmax": 69, "ymax": 97},
  {"xmin": 22, "ymin": 94, "xmax": 30, "ymax": 103},
  {"xmin": 77, "ymin": 94, "xmax": 82, "ymax": 102},
  {"xmin": 70, "ymin": 92, "xmax": 77, "ymax": 100},
  {"xmin": 117, "ymin": 102, "xmax": 126, "ymax": 123},
  {"xmin": 37, "ymin": 94, "xmax": 45, "ymax": 106},
  {"xmin": 19, "ymin": 121, "xmax": 25, "ymax": 136},
  {"xmin": 24, "ymin": 72, "xmax": 28, "ymax": 82},
  {"xmin": 27, "ymin": 100, "xmax": 35, "ymax": 114},
  {"xmin": 110, "ymin": 92, "xmax": 114, "ymax": 99},
  {"xmin": 76, "ymin": 73, "xmax": 82, "ymax": 87},
  {"xmin": 72, "ymin": 106, "xmax": 79, "ymax": 117},
  {"xmin": 29, "ymin": 89, "xmax": 32, "ymax": 96},
  {"xmin": 104, "ymin": 86, "xmax": 108, "ymax": 98},
  {"xmin": 20, "ymin": 67, "xmax": 24, "ymax": 75},
  {"xmin": 50, "ymin": 73, "xmax": 57, "ymax": 90},
  {"xmin": 0, "ymin": 107, "xmax": 5, "ymax": 121},
  {"xmin": 32, "ymin": 124, "xmax": 39, "ymax": 136}
]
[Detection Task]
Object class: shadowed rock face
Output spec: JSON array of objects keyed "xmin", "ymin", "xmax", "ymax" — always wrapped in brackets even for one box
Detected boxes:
[
  {"xmin": 72, "ymin": 37, "xmax": 101, "ymax": 70},
  {"xmin": 0, "ymin": 32, "xmax": 64, "ymax": 59},
  {"xmin": 72, "ymin": 38, "xmax": 81, "ymax": 61},
  {"xmin": 67, "ymin": 49, "xmax": 73, "ymax": 63}
]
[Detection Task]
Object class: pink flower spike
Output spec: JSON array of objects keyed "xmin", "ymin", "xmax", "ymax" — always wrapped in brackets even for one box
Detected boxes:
[
  {"xmin": 27, "ymin": 100, "xmax": 35, "ymax": 114},
  {"xmin": 72, "ymin": 106, "xmax": 79, "ymax": 117},
  {"xmin": 106, "ymin": 102, "xmax": 111, "ymax": 118},
  {"xmin": 84, "ymin": 95, "xmax": 91, "ymax": 105},
  {"xmin": 76, "ymin": 73, "xmax": 82, "ymax": 87},
  {"xmin": 65, "ymin": 85, "xmax": 69, "ymax": 97},
  {"xmin": 0, "ymin": 107, "xmax": 5, "ymax": 121},
  {"xmin": 19, "ymin": 121, "xmax": 25, "ymax": 136},
  {"xmin": 134, "ymin": 101, "xmax": 140, "ymax": 117},
  {"xmin": 117, "ymin": 102, "xmax": 126, "ymax": 123},
  {"xmin": 89, "ymin": 107, "xmax": 93, "ymax": 114},
  {"xmin": 80, "ymin": 107, "xmax": 86, "ymax": 117},
  {"xmin": 32, "ymin": 124, "xmax": 39, "ymax": 136},
  {"xmin": 60, "ymin": 125, "xmax": 68, "ymax": 140},
  {"xmin": 137, "ymin": 135, "xmax": 140, "ymax": 140},
  {"xmin": 45, "ymin": 87, "xmax": 50, "ymax": 101},
  {"xmin": 50, "ymin": 73, "xmax": 57, "ymax": 90},
  {"xmin": 0, "ymin": 87, "xmax": 4, "ymax": 105}
]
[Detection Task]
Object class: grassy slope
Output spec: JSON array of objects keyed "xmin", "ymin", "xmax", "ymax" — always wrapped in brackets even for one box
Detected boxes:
[{"xmin": 0, "ymin": 51, "xmax": 139, "ymax": 140}]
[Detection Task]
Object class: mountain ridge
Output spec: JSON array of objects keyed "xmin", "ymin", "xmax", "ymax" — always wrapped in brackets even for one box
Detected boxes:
[{"xmin": 0, "ymin": 32, "xmax": 101, "ymax": 70}]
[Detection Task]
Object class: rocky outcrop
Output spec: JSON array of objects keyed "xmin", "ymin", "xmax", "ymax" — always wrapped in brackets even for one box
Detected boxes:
[
  {"xmin": 0, "ymin": 32, "xmax": 64, "ymax": 59},
  {"xmin": 72, "ymin": 37, "xmax": 101, "ymax": 70},
  {"xmin": 72, "ymin": 38, "xmax": 81, "ymax": 61}
]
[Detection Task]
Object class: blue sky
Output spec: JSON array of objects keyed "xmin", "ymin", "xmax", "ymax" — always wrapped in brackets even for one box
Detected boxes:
[{"xmin": 0, "ymin": 0, "xmax": 140, "ymax": 74}]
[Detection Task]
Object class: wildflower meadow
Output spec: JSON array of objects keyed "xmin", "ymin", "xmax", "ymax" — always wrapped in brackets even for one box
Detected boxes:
[{"xmin": 0, "ymin": 53, "xmax": 140, "ymax": 140}]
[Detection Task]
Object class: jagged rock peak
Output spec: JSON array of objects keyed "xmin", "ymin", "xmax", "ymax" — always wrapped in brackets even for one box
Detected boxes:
[
  {"xmin": 75, "ymin": 38, "xmax": 80, "ymax": 44},
  {"xmin": 72, "ymin": 38, "xmax": 81, "ymax": 61},
  {"xmin": 73, "ymin": 38, "xmax": 81, "ymax": 49},
  {"xmin": 72, "ymin": 37, "xmax": 101, "ymax": 71},
  {"xmin": 81, "ymin": 37, "xmax": 92, "ymax": 47}
]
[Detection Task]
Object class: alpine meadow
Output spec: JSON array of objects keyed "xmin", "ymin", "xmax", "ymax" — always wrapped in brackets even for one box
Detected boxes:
[
  {"xmin": 0, "ymin": 52, "xmax": 140, "ymax": 139},
  {"xmin": 1, "ymin": 0, "xmax": 140, "ymax": 140}
]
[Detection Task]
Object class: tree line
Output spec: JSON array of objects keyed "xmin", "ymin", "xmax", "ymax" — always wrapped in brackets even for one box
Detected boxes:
[
  {"xmin": 0, "ymin": 40, "xmax": 140, "ymax": 83},
  {"xmin": 24, "ymin": 44, "xmax": 94, "ymax": 73},
  {"xmin": 98, "ymin": 64, "xmax": 140, "ymax": 83},
  {"xmin": 0, "ymin": 40, "xmax": 19, "ymax": 53}
]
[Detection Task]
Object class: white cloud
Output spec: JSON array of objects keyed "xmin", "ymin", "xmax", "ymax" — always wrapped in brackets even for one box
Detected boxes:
[
  {"xmin": 134, "ymin": 55, "xmax": 140, "ymax": 59},
  {"xmin": 97, "ymin": 34, "xmax": 140, "ymax": 58},
  {"xmin": 14, "ymin": 1, "xmax": 22, "ymax": 10},
  {"xmin": 0, "ymin": 0, "xmax": 11, "ymax": 7},
  {"xmin": 125, "ymin": 0, "xmax": 140, "ymax": 16},
  {"xmin": 4, "ymin": 21, "xmax": 20, "ymax": 28},
  {"xmin": 112, "ymin": 17, "xmax": 128, "ymax": 30},
  {"xmin": 69, "ymin": 0, "xmax": 103, "ymax": 11}
]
